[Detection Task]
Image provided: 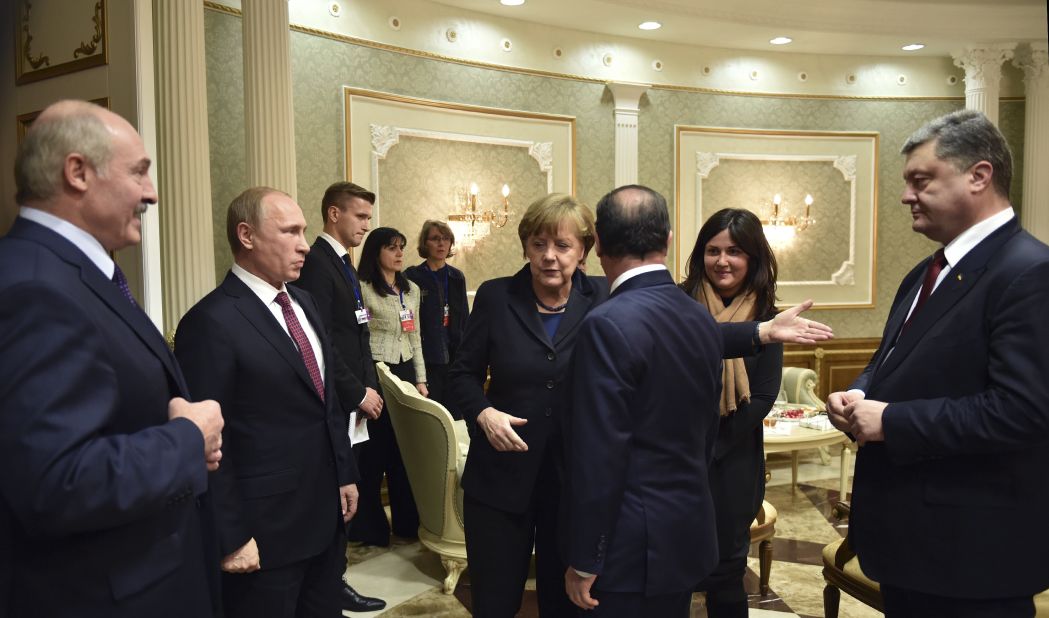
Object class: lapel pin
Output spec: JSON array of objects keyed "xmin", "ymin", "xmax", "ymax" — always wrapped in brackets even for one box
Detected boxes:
[{"xmin": 956, "ymin": 274, "xmax": 963, "ymax": 281}]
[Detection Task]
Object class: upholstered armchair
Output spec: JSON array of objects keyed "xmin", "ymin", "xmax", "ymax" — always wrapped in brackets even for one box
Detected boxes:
[
  {"xmin": 777, "ymin": 366, "xmax": 823, "ymax": 409},
  {"xmin": 376, "ymin": 362, "xmax": 469, "ymax": 594},
  {"xmin": 749, "ymin": 500, "xmax": 778, "ymax": 595}
]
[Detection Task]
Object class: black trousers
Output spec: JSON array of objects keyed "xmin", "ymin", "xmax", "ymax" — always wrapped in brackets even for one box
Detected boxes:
[
  {"xmin": 463, "ymin": 452, "xmax": 574, "ymax": 618},
  {"xmin": 881, "ymin": 584, "xmax": 1035, "ymax": 618},
  {"xmin": 347, "ymin": 360, "xmax": 420, "ymax": 545},
  {"xmin": 584, "ymin": 589, "xmax": 692, "ymax": 617},
  {"xmin": 695, "ymin": 556, "xmax": 748, "ymax": 618},
  {"xmin": 222, "ymin": 529, "xmax": 343, "ymax": 618},
  {"xmin": 424, "ymin": 361, "xmax": 461, "ymax": 420}
]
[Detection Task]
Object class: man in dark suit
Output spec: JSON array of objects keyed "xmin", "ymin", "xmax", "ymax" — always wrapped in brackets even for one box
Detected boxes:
[
  {"xmin": 291, "ymin": 181, "xmax": 386, "ymax": 612},
  {"xmin": 827, "ymin": 110, "xmax": 1049, "ymax": 617},
  {"xmin": 0, "ymin": 100, "xmax": 224, "ymax": 617},
  {"xmin": 175, "ymin": 187, "xmax": 359, "ymax": 618},
  {"xmin": 563, "ymin": 185, "xmax": 724, "ymax": 617}
]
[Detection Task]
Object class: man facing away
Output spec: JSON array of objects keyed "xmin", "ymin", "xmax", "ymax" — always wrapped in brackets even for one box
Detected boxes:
[
  {"xmin": 291, "ymin": 181, "xmax": 386, "ymax": 612},
  {"xmin": 563, "ymin": 185, "xmax": 724, "ymax": 617},
  {"xmin": 0, "ymin": 99, "xmax": 223, "ymax": 617},
  {"xmin": 175, "ymin": 187, "xmax": 359, "ymax": 618},
  {"xmin": 827, "ymin": 109, "xmax": 1049, "ymax": 617}
]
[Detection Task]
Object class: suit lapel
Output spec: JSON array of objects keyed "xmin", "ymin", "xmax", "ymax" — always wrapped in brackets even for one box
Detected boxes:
[
  {"xmin": 315, "ymin": 238, "xmax": 357, "ymax": 299},
  {"xmin": 223, "ymin": 273, "xmax": 319, "ymax": 401},
  {"xmin": 507, "ymin": 266, "xmax": 555, "ymax": 351},
  {"xmin": 552, "ymin": 273, "xmax": 596, "ymax": 348},
  {"xmin": 874, "ymin": 219, "xmax": 1019, "ymax": 382},
  {"xmin": 11, "ymin": 218, "xmax": 188, "ymax": 395}
]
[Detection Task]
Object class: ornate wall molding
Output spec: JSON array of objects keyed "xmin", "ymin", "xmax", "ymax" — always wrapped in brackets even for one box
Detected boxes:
[{"xmin": 16, "ymin": 0, "xmax": 108, "ymax": 85}]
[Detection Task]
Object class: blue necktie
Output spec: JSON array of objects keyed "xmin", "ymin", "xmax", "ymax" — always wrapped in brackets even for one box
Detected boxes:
[{"xmin": 111, "ymin": 264, "xmax": 139, "ymax": 308}]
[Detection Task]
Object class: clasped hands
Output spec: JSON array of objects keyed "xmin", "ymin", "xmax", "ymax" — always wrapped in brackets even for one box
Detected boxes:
[{"xmin": 826, "ymin": 391, "xmax": 887, "ymax": 446}]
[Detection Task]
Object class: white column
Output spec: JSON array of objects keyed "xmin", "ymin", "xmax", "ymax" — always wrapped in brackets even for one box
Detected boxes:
[
  {"xmin": 242, "ymin": 0, "xmax": 297, "ymax": 199},
  {"xmin": 154, "ymin": 0, "xmax": 217, "ymax": 334},
  {"xmin": 1014, "ymin": 42, "xmax": 1049, "ymax": 243},
  {"xmin": 952, "ymin": 44, "xmax": 1016, "ymax": 125},
  {"xmin": 606, "ymin": 82, "xmax": 650, "ymax": 188}
]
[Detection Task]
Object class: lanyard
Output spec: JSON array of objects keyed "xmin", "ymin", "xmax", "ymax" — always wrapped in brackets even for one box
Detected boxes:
[
  {"xmin": 386, "ymin": 284, "xmax": 406, "ymax": 310},
  {"xmin": 426, "ymin": 265, "xmax": 449, "ymax": 307},
  {"xmin": 340, "ymin": 256, "xmax": 364, "ymax": 310}
]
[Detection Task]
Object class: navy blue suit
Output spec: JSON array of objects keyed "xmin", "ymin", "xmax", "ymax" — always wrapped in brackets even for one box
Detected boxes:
[
  {"xmin": 565, "ymin": 269, "xmax": 724, "ymax": 599},
  {"xmin": 0, "ymin": 218, "xmax": 217, "ymax": 617},
  {"xmin": 850, "ymin": 217, "xmax": 1049, "ymax": 599}
]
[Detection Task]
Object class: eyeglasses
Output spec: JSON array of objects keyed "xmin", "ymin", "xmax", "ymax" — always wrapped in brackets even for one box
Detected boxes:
[{"xmin": 427, "ymin": 235, "xmax": 452, "ymax": 243}]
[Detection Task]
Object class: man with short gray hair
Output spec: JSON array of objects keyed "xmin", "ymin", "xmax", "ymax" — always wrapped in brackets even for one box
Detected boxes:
[
  {"xmin": 828, "ymin": 109, "xmax": 1049, "ymax": 616},
  {"xmin": 0, "ymin": 99, "xmax": 224, "ymax": 617}
]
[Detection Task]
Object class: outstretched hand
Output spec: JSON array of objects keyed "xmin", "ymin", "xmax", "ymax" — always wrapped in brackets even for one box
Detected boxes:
[{"xmin": 760, "ymin": 300, "xmax": 834, "ymax": 345}]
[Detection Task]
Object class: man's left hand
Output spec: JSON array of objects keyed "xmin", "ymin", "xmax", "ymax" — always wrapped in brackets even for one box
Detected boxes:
[
  {"xmin": 845, "ymin": 399, "xmax": 888, "ymax": 445},
  {"xmin": 340, "ymin": 484, "xmax": 359, "ymax": 522},
  {"xmin": 564, "ymin": 568, "xmax": 599, "ymax": 610}
]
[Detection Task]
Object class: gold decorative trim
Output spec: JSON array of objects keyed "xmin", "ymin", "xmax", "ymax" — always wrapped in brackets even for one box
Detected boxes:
[
  {"xmin": 200, "ymin": 1, "xmax": 1003, "ymax": 103},
  {"xmin": 17, "ymin": 97, "xmax": 110, "ymax": 144},
  {"xmin": 342, "ymin": 87, "xmax": 576, "ymax": 197},
  {"xmin": 16, "ymin": 0, "xmax": 109, "ymax": 85}
]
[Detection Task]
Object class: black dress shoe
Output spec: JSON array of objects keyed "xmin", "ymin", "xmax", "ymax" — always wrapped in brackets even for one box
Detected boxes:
[{"xmin": 341, "ymin": 582, "xmax": 387, "ymax": 612}]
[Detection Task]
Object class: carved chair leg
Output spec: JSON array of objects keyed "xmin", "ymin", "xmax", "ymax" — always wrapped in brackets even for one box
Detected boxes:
[
  {"xmin": 441, "ymin": 557, "xmax": 467, "ymax": 595},
  {"xmin": 823, "ymin": 583, "xmax": 840, "ymax": 618},
  {"xmin": 759, "ymin": 539, "xmax": 773, "ymax": 595}
]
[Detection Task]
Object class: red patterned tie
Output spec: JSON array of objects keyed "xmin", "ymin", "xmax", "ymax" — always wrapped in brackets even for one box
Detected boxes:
[
  {"xmin": 903, "ymin": 248, "xmax": 946, "ymax": 330},
  {"xmin": 275, "ymin": 291, "xmax": 325, "ymax": 401}
]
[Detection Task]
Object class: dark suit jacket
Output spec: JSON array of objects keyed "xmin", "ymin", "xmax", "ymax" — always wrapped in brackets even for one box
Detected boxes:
[
  {"xmin": 292, "ymin": 237, "xmax": 378, "ymax": 413},
  {"xmin": 850, "ymin": 217, "xmax": 1049, "ymax": 599},
  {"xmin": 404, "ymin": 262, "xmax": 469, "ymax": 366},
  {"xmin": 564, "ymin": 269, "xmax": 724, "ymax": 596},
  {"xmin": 448, "ymin": 265, "xmax": 608, "ymax": 513},
  {"xmin": 0, "ymin": 218, "xmax": 216, "ymax": 617},
  {"xmin": 175, "ymin": 272, "xmax": 358, "ymax": 570}
]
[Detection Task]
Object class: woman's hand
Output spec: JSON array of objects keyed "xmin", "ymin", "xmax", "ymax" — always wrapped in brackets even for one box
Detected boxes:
[
  {"xmin": 477, "ymin": 406, "xmax": 529, "ymax": 452},
  {"xmin": 416, "ymin": 382, "xmax": 429, "ymax": 398}
]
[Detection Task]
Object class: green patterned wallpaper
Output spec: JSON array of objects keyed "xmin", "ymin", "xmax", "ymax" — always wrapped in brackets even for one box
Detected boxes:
[
  {"xmin": 377, "ymin": 136, "xmax": 548, "ymax": 286},
  {"xmin": 701, "ymin": 159, "xmax": 851, "ymax": 283},
  {"xmin": 203, "ymin": 8, "xmax": 1026, "ymax": 337}
]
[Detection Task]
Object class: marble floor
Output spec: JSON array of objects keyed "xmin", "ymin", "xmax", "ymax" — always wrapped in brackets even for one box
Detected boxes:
[{"xmin": 342, "ymin": 443, "xmax": 878, "ymax": 618}]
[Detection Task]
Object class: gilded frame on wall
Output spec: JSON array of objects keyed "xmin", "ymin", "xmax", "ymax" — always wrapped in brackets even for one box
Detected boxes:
[
  {"xmin": 675, "ymin": 126, "xmax": 879, "ymax": 309},
  {"xmin": 15, "ymin": 0, "xmax": 108, "ymax": 85},
  {"xmin": 16, "ymin": 97, "xmax": 110, "ymax": 144}
]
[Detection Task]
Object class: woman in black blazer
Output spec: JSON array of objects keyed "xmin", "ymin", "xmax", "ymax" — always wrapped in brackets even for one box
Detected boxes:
[
  {"xmin": 680, "ymin": 208, "xmax": 784, "ymax": 618},
  {"xmin": 404, "ymin": 220, "xmax": 469, "ymax": 418},
  {"xmin": 448, "ymin": 194, "xmax": 606, "ymax": 618}
]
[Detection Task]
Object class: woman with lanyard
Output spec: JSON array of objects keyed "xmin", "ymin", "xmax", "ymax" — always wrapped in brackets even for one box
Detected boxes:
[
  {"xmin": 405, "ymin": 220, "xmax": 469, "ymax": 418},
  {"xmin": 357, "ymin": 227, "xmax": 425, "ymax": 543}
]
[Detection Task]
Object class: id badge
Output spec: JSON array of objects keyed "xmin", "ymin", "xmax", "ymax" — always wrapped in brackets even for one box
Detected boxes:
[
  {"xmin": 399, "ymin": 308, "xmax": 415, "ymax": 332},
  {"xmin": 355, "ymin": 307, "xmax": 370, "ymax": 324},
  {"xmin": 442, "ymin": 304, "xmax": 450, "ymax": 327}
]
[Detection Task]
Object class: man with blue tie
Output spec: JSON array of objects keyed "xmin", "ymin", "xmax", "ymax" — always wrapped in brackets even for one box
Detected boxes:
[
  {"xmin": 292, "ymin": 181, "xmax": 386, "ymax": 612},
  {"xmin": 827, "ymin": 110, "xmax": 1049, "ymax": 617},
  {"xmin": 175, "ymin": 187, "xmax": 360, "ymax": 618},
  {"xmin": 0, "ymin": 99, "xmax": 224, "ymax": 617}
]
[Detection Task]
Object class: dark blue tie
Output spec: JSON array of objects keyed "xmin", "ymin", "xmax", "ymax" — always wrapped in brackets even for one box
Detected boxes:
[
  {"xmin": 111, "ymin": 264, "xmax": 139, "ymax": 308},
  {"xmin": 341, "ymin": 254, "xmax": 359, "ymax": 288}
]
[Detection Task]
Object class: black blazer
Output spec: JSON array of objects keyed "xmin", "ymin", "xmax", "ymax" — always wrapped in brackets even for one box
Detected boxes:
[
  {"xmin": 564, "ymin": 269, "xmax": 724, "ymax": 595},
  {"xmin": 175, "ymin": 273, "xmax": 358, "ymax": 570},
  {"xmin": 850, "ymin": 217, "xmax": 1049, "ymax": 599},
  {"xmin": 0, "ymin": 218, "xmax": 217, "ymax": 617},
  {"xmin": 404, "ymin": 262, "xmax": 469, "ymax": 366},
  {"xmin": 292, "ymin": 237, "xmax": 378, "ymax": 412},
  {"xmin": 448, "ymin": 265, "xmax": 608, "ymax": 513}
]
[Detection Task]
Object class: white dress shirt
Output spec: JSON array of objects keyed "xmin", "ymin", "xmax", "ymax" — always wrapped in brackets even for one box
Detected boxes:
[{"xmin": 609, "ymin": 263, "xmax": 667, "ymax": 294}]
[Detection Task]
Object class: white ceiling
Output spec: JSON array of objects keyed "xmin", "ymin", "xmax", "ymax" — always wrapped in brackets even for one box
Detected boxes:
[{"xmin": 433, "ymin": 0, "xmax": 1048, "ymax": 56}]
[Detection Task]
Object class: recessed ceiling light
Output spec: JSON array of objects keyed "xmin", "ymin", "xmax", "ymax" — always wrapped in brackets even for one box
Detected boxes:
[
  {"xmin": 500, "ymin": 0, "xmax": 525, "ymax": 5},
  {"xmin": 769, "ymin": 36, "xmax": 792, "ymax": 45},
  {"xmin": 638, "ymin": 21, "xmax": 662, "ymax": 30},
  {"xmin": 901, "ymin": 43, "xmax": 925, "ymax": 51}
]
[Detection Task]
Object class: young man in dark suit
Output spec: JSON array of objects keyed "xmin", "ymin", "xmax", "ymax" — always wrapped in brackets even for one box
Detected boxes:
[
  {"xmin": 827, "ymin": 110, "xmax": 1049, "ymax": 617},
  {"xmin": 0, "ymin": 100, "xmax": 224, "ymax": 617},
  {"xmin": 291, "ymin": 181, "xmax": 386, "ymax": 612},
  {"xmin": 175, "ymin": 187, "xmax": 359, "ymax": 618}
]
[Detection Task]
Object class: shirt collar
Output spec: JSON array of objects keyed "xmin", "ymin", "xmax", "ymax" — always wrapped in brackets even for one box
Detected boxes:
[
  {"xmin": 319, "ymin": 232, "xmax": 348, "ymax": 258},
  {"xmin": 20, "ymin": 206, "xmax": 114, "ymax": 278},
  {"xmin": 610, "ymin": 264, "xmax": 667, "ymax": 294},
  {"xmin": 231, "ymin": 262, "xmax": 288, "ymax": 305},
  {"xmin": 942, "ymin": 207, "xmax": 1015, "ymax": 269}
]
